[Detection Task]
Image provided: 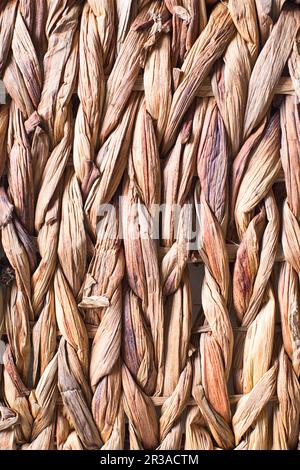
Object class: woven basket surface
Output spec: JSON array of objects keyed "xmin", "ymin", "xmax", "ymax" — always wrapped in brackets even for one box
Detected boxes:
[{"xmin": 0, "ymin": 0, "xmax": 299, "ymax": 451}]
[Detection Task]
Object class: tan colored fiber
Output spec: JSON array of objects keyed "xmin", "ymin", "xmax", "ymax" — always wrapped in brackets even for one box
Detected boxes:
[{"xmin": 0, "ymin": 0, "xmax": 300, "ymax": 451}]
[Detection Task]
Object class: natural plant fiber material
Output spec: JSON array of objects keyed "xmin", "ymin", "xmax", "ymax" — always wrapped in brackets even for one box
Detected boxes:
[{"xmin": 0, "ymin": 0, "xmax": 299, "ymax": 451}]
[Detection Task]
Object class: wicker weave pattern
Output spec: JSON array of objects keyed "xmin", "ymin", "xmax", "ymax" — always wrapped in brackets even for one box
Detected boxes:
[{"xmin": 0, "ymin": 0, "xmax": 300, "ymax": 450}]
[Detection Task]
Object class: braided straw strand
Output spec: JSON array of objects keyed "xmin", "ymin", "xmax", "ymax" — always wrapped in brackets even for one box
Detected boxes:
[{"xmin": 0, "ymin": 0, "xmax": 300, "ymax": 451}]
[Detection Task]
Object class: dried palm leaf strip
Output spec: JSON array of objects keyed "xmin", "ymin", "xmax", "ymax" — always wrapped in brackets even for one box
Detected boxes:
[
  {"xmin": 164, "ymin": 0, "xmax": 184, "ymax": 67},
  {"xmin": 2, "ymin": 0, "xmax": 48, "ymax": 389},
  {"xmin": 85, "ymin": 93, "xmax": 141, "ymax": 236},
  {"xmin": 74, "ymin": 0, "xmax": 115, "ymax": 196},
  {"xmin": 55, "ymin": 391, "xmax": 279, "ymax": 408},
  {"xmin": 117, "ymin": 73, "xmax": 298, "ymax": 97},
  {"xmin": 73, "ymin": 19, "xmax": 126, "ymax": 452},
  {"xmin": 55, "ymin": 168, "xmax": 99, "ymax": 450},
  {"xmin": 73, "ymin": 3, "xmax": 108, "ymax": 191},
  {"xmin": 280, "ymin": 96, "xmax": 300, "ymax": 378},
  {"xmin": 121, "ymin": 99, "xmax": 162, "ymax": 448},
  {"xmin": 272, "ymin": 348, "xmax": 300, "ymax": 449},
  {"xmin": 212, "ymin": 0, "xmax": 259, "ymax": 157},
  {"xmin": 0, "ymin": 0, "xmax": 47, "ymax": 449},
  {"xmin": 122, "ymin": 289, "xmax": 158, "ymax": 449},
  {"xmin": 162, "ymin": 2, "xmax": 236, "ymax": 153},
  {"xmin": 100, "ymin": 0, "xmax": 170, "ymax": 144},
  {"xmin": 243, "ymin": 4, "xmax": 300, "ymax": 140},
  {"xmin": 55, "ymin": 178, "xmax": 98, "ymax": 449},
  {"xmin": 79, "ymin": 200, "xmax": 125, "ymax": 450},
  {"xmin": 77, "ymin": 8, "xmax": 145, "ymax": 450},
  {"xmin": 0, "ymin": 0, "xmax": 18, "ymax": 76},
  {"xmin": 159, "ymin": 359, "xmax": 193, "ymax": 450},
  {"xmin": 2, "ymin": 0, "xmax": 94, "ymax": 450},
  {"xmin": 288, "ymin": 30, "xmax": 300, "ymax": 99},
  {"xmin": 31, "ymin": 0, "xmax": 81, "ymax": 320},
  {"xmin": 143, "ymin": 22, "xmax": 172, "ymax": 145},
  {"xmin": 39, "ymin": 1, "xmax": 92, "ymax": 451},
  {"xmin": 193, "ymin": 97, "xmax": 234, "ymax": 450},
  {"xmin": 78, "ymin": 93, "xmax": 141, "ymax": 450},
  {"xmin": 0, "ymin": 73, "xmax": 297, "ymax": 112},
  {"xmin": 0, "ymin": 400, "xmax": 19, "ymax": 450},
  {"xmin": 165, "ymin": 0, "xmax": 206, "ymax": 67},
  {"xmin": 0, "ymin": 190, "xmax": 33, "ymax": 448},
  {"xmin": 6, "ymin": 307, "xmax": 286, "ymax": 341},
  {"xmin": 115, "ymin": 0, "xmax": 134, "ymax": 52},
  {"xmin": 68, "ymin": 11, "xmax": 118, "ymax": 447},
  {"xmin": 23, "ymin": 354, "xmax": 58, "ymax": 450},
  {"xmin": 274, "ymin": 95, "xmax": 300, "ymax": 449},
  {"xmin": 0, "ymin": 103, "xmax": 9, "ymax": 178},
  {"xmin": 115, "ymin": 1, "xmax": 154, "ymax": 51},
  {"xmin": 232, "ymin": 110, "xmax": 281, "ymax": 449},
  {"xmin": 160, "ymin": 99, "xmax": 207, "ymax": 449},
  {"xmin": 255, "ymin": 0, "xmax": 286, "ymax": 46},
  {"xmin": 159, "ymin": 209, "xmax": 193, "ymax": 449}
]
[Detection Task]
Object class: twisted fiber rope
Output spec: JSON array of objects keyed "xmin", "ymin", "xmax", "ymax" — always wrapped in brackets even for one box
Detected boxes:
[
  {"xmin": 193, "ymin": 99, "xmax": 233, "ymax": 449},
  {"xmin": 0, "ymin": 0, "xmax": 300, "ymax": 450}
]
